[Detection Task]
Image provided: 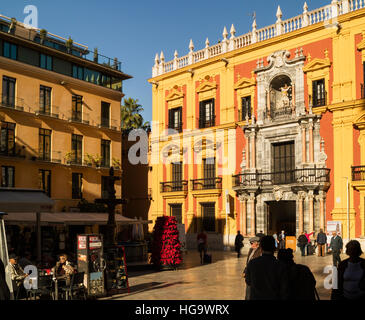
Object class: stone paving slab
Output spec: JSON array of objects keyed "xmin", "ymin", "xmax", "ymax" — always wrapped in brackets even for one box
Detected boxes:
[{"xmin": 101, "ymin": 250, "xmax": 353, "ymax": 300}]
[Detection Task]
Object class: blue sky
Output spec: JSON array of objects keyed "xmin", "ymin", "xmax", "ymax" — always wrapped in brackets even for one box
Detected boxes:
[{"xmin": 1, "ymin": 0, "xmax": 330, "ymax": 121}]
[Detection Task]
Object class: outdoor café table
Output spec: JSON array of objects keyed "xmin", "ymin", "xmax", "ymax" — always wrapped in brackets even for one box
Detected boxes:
[{"xmin": 53, "ymin": 276, "xmax": 67, "ymax": 300}]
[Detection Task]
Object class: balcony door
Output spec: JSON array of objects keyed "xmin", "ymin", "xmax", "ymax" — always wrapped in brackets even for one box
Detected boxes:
[
  {"xmin": 272, "ymin": 142, "xmax": 295, "ymax": 184},
  {"xmin": 0, "ymin": 121, "xmax": 15, "ymax": 156},
  {"xmin": 172, "ymin": 162, "xmax": 183, "ymax": 191},
  {"xmin": 40, "ymin": 85, "xmax": 51, "ymax": 114},
  {"xmin": 2, "ymin": 76, "xmax": 16, "ymax": 107},
  {"xmin": 39, "ymin": 128, "xmax": 51, "ymax": 161},
  {"xmin": 203, "ymin": 158, "xmax": 216, "ymax": 189}
]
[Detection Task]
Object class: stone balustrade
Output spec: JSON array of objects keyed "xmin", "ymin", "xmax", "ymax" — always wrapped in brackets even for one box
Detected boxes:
[{"xmin": 152, "ymin": 0, "xmax": 365, "ymax": 77}]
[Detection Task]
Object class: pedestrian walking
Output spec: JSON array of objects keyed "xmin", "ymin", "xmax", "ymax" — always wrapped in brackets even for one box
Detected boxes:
[
  {"xmin": 234, "ymin": 231, "xmax": 244, "ymax": 258},
  {"xmin": 197, "ymin": 230, "xmax": 208, "ymax": 265},
  {"xmin": 297, "ymin": 232, "xmax": 308, "ymax": 256},
  {"xmin": 245, "ymin": 236, "xmax": 289, "ymax": 300},
  {"xmin": 331, "ymin": 240, "xmax": 365, "ymax": 300},
  {"xmin": 277, "ymin": 248, "xmax": 317, "ymax": 300},
  {"xmin": 0, "ymin": 258, "xmax": 10, "ymax": 300},
  {"xmin": 304, "ymin": 231, "xmax": 314, "ymax": 255},
  {"xmin": 243, "ymin": 237, "xmax": 261, "ymax": 300},
  {"xmin": 329, "ymin": 231, "xmax": 343, "ymax": 267},
  {"xmin": 316, "ymin": 229, "xmax": 327, "ymax": 257},
  {"xmin": 278, "ymin": 230, "xmax": 286, "ymax": 250},
  {"xmin": 273, "ymin": 233, "xmax": 279, "ymax": 251}
]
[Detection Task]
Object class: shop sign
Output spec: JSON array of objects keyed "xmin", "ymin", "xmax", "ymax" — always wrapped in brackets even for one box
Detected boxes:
[{"xmin": 78, "ymin": 236, "xmax": 87, "ymax": 249}]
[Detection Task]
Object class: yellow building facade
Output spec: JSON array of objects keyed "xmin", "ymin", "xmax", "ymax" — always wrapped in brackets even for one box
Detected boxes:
[
  {"xmin": 0, "ymin": 15, "xmax": 131, "ymax": 213},
  {"xmin": 149, "ymin": 1, "xmax": 365, "ymax": 249}
]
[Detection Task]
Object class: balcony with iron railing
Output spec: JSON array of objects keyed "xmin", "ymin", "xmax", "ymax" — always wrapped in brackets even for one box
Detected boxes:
[
  {"xmin": 233, "ymin": 168, "xmax": 330, "ymax": 188},
  {"xmin": 35, "ymin": 103, "xmax": 60, "ymax": 119},
  {"xmin": 0, "ymin": 143, "xmax": 26, "ymax": 159},
  {"xmin": 191, "ymin": 177, "xmax": 222, "ymax": 191},
  {"xmin": 98, "ymin": 117, "xmax": 120, "ymax": 131},
  {"xmin": 36, "ymin": 151, "xmax": 62, "ymax": 163},
  {"xmin": 1, "ymin": 96, "xmax": 25, "ymax": 112},
  {"xmin": 198, "ymin": 116, "xmax": 216, "ymax": 129},
  {"xmin": 352, "ymin": 166, "xmax": 365, "ymax": 181},
  {"xmin": 310, "ymin": 92, "xmax": 327, "ymax": 108},
  {"xmin": 161, "ymin": 180, "xmax": 188, "ymax": 193},
  {"xmin": 68, "ymin": 110, "xmax": 90, "ymax": 125},
  {"xmin": 168, "ymin": 122, "xmax": 183, "ymax": 134}
]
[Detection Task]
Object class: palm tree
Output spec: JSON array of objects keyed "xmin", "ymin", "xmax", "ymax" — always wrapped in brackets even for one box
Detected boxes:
[{"xmin": 121, "ymin": 98, "xmax": 150, "ymax": 131}]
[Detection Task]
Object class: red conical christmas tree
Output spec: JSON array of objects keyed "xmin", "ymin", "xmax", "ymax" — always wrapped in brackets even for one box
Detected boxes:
[{"xmin": 151, "ymin": 216, "xmax": 182, "ymax": 269}]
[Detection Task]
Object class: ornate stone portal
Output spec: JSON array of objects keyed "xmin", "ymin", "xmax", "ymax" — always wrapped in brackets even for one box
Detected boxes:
[{"xmin": 234, "ymin": 50, "xmax": 331, "ymax": 237}]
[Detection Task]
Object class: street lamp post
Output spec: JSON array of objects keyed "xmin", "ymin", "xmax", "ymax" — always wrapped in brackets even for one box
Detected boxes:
[{"xmin": 343, "ymin": 177, "xmax": 350, "ymax": 242}]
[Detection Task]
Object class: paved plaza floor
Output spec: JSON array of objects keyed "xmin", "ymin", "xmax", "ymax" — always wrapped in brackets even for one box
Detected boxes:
[{"xmin": 102, "ymin": 250, "xmax": 351, "ymax": 300}]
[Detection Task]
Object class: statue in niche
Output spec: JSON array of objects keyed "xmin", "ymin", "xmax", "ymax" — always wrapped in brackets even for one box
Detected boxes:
[{"xmin": 279, "ymin": 83, "xmax": 291, "ymax": 108}]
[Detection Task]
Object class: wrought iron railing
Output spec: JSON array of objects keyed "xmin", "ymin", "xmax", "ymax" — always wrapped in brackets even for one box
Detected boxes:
[
  {"xmin": 191, "ymin": 177, "xmax": 222, "ymax": 190},
  {"xmin": 160, "ymin": 180, "xmax": 188, "ymax": 193},
  {"xmin": 352, "ymin": 166, "xmax": 365, "ymax": 181},
  {"xmin": 311, "ymin": 92, "xmax": 327, "ymax": 108},
  {"xmin": 1, "ymin": 96, "xmax": 25, "ymax": 111},
  {"xmin": 0, "ymin": 143, "xmax": 26, "ymax": 158},
  {"xmin": 198, "ymin": 116, "xmax": 216, "ymax": 129},
  {"xmin": 36, "ymin": 104, "xmax": 60, "ymax": 119},
  {"xmin": 68, "ymin": 111, "xmax": 90, "ymax": 125},
  {"xmin": 233, "ymin": 168, "xmax": 330, "ymax": 187},
  {"xmin": 37, "ymin": 151, "xmax": 62, "ymax": 163}
]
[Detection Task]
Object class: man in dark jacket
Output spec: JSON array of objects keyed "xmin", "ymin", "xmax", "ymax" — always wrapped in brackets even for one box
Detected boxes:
[
  {"xmin": 234, "ymin": 231, "xmax": 244, "ymax": 258},
  {"xmin": 278, "ymin": 231, "xmax": 286, "ymax": 249},
  {"xmin": 245, "ymin": 236, "xmax": 289, "ymax": 300},
  {"xmin": 329, "ymin": 231, "xmax": 343, "ymax": 267},
  {"xmin": 316, "ymin": 229, "xmax": 327, "ymax": 257},
  {"xmin": 297, "ymin": 232, "xmax": 308, "ymax": 256},
  {"xmin": 243, "ymin": 237, "xmax": 261, "ymax": 300},
  {"xmin": 277, "ymin": 248, "xmax": 317, "ymax": 300}
]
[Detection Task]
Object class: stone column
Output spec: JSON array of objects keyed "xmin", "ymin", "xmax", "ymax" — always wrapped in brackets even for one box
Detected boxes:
[
  {"xmin": 245, "ymin": 133, "xmax": 250, "ymax": 169},
  {"xmin": 319, "ymin": 191, "xmax": 326, "ymax": 231},
  {"xmin": 302, "ymin": 124, "xmax": 307, "ymax": 163},
  {"xmin": 266, "ymin": 90, "xmax": 271, "ymax": 119},
  {"xmin": 251, "ymin": 131, "xmax": 256, "ymax": 169},
  {"xmin": 240, "ymin": 195, "xmax": 247, "ymax": 236},
  {"xmin": 308, "ymin": 190, "xmax": 314, "ymax": 232},
  {"xmin": 309, "ymin": 120, "xmax": 314, "ymax": 163},
  {"xmin": 249, "ymin": 193, "xmax": 256, "ymax": 236},
  {"xmin": 298, "ymin": 191, "xmax": 305, "ymax": 233}
]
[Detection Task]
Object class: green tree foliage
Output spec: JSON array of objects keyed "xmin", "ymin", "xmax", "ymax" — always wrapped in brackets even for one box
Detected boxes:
[{"xmin": 121, "ymin": 98, "xmax": 150, "ymax": 132}]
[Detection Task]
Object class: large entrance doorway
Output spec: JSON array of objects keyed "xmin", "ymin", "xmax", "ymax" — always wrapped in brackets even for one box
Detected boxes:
[{"xmin": 266, "ymin": 201, "xmax": 296, "ymax": 236}]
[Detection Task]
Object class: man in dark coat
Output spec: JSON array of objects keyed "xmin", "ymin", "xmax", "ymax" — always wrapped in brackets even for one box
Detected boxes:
[
  {"xmin": 277, "ymin": 248, "xmax": 317, "ymax": 300},
  {"xmin": 316, "ymin": 229, "xmax": 327, "ymax": 257},
  {"xmin": 245, "ymin": 236, "xmax": 289, "ymax": 300},
  {"xmin": 329, "ymin": 231, "xmax": 343, "ymax": 267},
  {"xmin": 278, "ymin": 230, "xmax": 286, "ymax": 250},
  {"xmin": 234, "ymin": 231, "xmax": 244, "ymax": 258},
  {"xmin": 0, "ymin": 258, "xmax": 10, "ymax": 300},
  {"xmin": 243, "ymin": 237, "xmax": 261, "ymax": 300},
  {"xmin": 297, "ymin": 232, "xmax": 308, "ymax": 256}
]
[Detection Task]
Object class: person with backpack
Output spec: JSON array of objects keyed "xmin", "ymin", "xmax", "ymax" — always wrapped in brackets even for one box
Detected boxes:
[{"xmin": 277, "ymin": 248, "xmax": 318, "ymax": 300}]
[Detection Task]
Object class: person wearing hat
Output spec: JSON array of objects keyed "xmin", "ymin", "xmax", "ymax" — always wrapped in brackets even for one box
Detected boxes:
[
  {"xmin": 243, "ymin": 237, "xmax": 262, "ymax": 300},
  {"xmin": 5, "ymin": 253, "xmax": 29, "ymax": 299}
]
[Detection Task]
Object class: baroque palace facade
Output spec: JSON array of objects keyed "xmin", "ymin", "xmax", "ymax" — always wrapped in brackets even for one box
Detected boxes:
[
  {"xmin": 148, "ymin": 0, "xmax": 365, "ymax": 248},
  {"xmin": 0, "ymin": 14, "xmax": 131, "ymax": 212}
]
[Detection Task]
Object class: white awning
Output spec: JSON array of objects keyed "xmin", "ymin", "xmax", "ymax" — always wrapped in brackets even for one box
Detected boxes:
[
  {"xmin": 3, "ymin": 212, "xmax": 151, "ymax": 226},
  {"xmin": 0, "ymin": 188, "xmax": 54, "ymax": 213}
]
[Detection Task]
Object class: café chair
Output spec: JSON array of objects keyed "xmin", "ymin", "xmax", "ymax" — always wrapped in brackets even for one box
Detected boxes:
[
  {"xmin": 61, "ymin": 272, "xmax": 87, "ymax": 300},
  {"xmin": 26, "ymin": 275, "xmax": 54, "ymax": 300}
]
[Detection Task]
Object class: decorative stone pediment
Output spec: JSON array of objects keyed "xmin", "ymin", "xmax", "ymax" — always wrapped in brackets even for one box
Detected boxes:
[
  {"xmin": 234, "ymin": 73, "xmax": 256, "ymax": 90},
  {"xmin": 166, "ymin": 85, "xmax": 185, "ymax": 102},
  {"xmin": 354, "ymin": 113, "xmax": 365, "ymax": 130},
  {"xmin": 303, "ymin": 51, "xmax": 331, "ymax": 73},
  {"xmin": 196, "ymin": 76, "xmax": 217, "ymax": 94}
]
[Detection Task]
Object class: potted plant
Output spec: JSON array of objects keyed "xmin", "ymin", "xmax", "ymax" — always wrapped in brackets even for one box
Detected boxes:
[
  {"xmin": 112, "ymin": 158, "xmax": 121, "ymax": 170},
  {"xmin": 93, "ymin": 47, "xmax": 98, "ymax": 63},
  {"xmin": 64, "ymin": 152, "xmax": 73, "ymax": 165},
  {"xmin": 93, "ymin": 154, "xmax": 101, "ymax": 168},
  {"xmin": 84, "ymin": 153, "xmax": 94, "ymax": 167},
  {"xmin": 66, "ymin": 36, "xmax": 73, "ymax": 53},
  {"xmin": 39, "ymin": 29, "xmax": 47, "ymax": 44}
]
